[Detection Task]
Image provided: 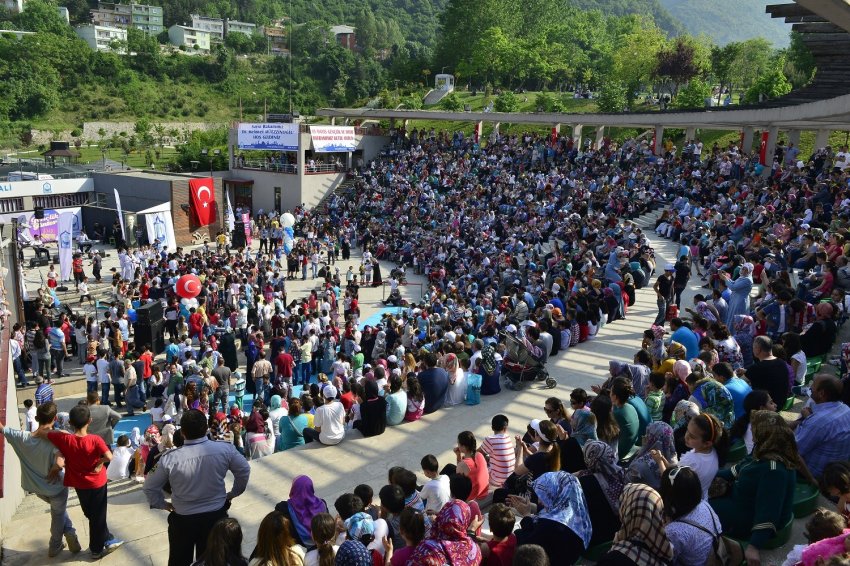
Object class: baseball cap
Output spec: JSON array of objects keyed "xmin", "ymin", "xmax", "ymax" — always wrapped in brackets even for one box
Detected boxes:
[
  {"xmin": 322, "ymin": 385, "xmax": 338, "ymax": 399},
  {"xmin": 665, "ymin": 263, "xmax": 675, "ymax": 271},
  {"xmin": 529, "ymin": 419, "xmax": 553, "ymax": 442}
]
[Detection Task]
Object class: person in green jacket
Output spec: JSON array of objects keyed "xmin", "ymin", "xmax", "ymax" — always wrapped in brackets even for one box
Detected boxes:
[
  {"xmin": 610, "ymin": 381, "xmax": 640, "ymax": 461},
  {"xmin": 709, "ymin": 410, "xmax": 817, "ymax": 566}
]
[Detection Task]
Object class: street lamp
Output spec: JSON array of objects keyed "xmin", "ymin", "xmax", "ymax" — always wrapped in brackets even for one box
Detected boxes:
[{"xmin": 201, "ymin": 148, "xmax": 220, "ymax": 177}]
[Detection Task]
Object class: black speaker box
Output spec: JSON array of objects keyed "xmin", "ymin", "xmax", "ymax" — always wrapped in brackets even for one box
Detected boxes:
[
  {"xmin": 133, "ymin": 319, "xmax": 166, "ymax": 354},
  {"xmin": 135, "ymin": 300, "xmax": 164, "ymax": 325}
]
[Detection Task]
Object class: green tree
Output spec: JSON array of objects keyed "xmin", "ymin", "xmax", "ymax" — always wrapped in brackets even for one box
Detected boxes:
[
  {"xmin": 743, "ymin": 56, "xmax": 792, "ymax": 104},
  {"xmin": 436, "ymin": 0, "xmax": 519, "ymax": 71},
  {"xmin": 784, "ymin": 31, "xmax": 816, "ymax": 89},
  {"xmin": 596, "ymin": 79, "xmax": 628, "ymax": 112},
  {"xmin": 673, "ymin": 78, "xmax": 711, "ymax": 109},
  {"xmin": 493, "ymin": 91, "xmax": 519, "ymax": 112},
  {"xmin": 710, "ymin": 42, "xmax": 741, "ymax": 105},
  {"xmin": 440, "ymin": 91, "xmax": 462, "ymax": 111},
  {"xmin": 609, "ymin": 17, "xmax": 666, "ymax": 106}
]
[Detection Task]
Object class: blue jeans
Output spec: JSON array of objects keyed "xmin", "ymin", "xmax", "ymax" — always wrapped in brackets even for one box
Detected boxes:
[
  {"xmin": 100, "ymin": 382, "xmax": 111, "ymax": 405},
  {"xmin": 87, "ymin": 381, "xmax": 98, "ymax": 394},
  {"xmin": 298, "ymin": 362, "xmax": 311, "ymax": 385},
  {"xmin": 13, "ymin": 357, "xmax": 28, "ymax": 386},
  {"xmin": 37, "ymin": 488, "xmax": 76, "ymax": 555}
]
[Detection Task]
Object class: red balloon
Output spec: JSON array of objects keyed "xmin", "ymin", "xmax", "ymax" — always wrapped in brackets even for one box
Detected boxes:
[{"xmin": 176, "ymin": 274, "xmax": 202, "ymax": 299}]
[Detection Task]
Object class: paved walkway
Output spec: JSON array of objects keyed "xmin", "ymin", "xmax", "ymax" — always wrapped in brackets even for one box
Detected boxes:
[{"xmin": 2, "ymin": 213, "xmax": 828, "ymax": 564}]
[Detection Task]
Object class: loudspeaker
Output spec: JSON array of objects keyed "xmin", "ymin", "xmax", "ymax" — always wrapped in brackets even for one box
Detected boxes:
[
  {"xmin": 23, "ymin": 299, "xmax": 40, "ymax": 323},
  {"xmin": 135, "ymin": 300, "xmax": 164, "ymax": 325},
  {"xmin": 133, "ymin": 319, "xmax": 166, "ymax": 354},
  {"xmin": 33, "ymin": 207, "xmax": 44, "ymax": 220},
  {"xmin": 231, "ymin": 222, "xmax": 246, "ymax": 248}
]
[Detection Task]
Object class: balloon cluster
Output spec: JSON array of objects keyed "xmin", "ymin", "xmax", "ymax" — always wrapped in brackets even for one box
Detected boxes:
[
  {"xmin": 281, "ymin": 212, "xmax": 295, "ymax": 254},
  {"xmin": 175, "ymin": 274, "xmax": 201, "ymax": 318}
]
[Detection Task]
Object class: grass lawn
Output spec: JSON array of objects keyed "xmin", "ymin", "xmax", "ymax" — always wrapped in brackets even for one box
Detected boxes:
[{"xmin": 75, "ymin": 145, "xmax": 181, "ymax": 169}]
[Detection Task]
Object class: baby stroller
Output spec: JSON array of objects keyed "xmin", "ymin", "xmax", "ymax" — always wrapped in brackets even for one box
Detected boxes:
[{"xmin": 502, "ymin": 332, "xmax": 556, "ymax": 390}]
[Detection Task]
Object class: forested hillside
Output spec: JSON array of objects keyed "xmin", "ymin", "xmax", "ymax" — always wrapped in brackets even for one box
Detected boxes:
[
  {"xmin": 659, "ymin": 0, "xmax": 791, "ymax": 46},
  {"xmin": 569, "ymin": 0, "xmax": 683, "ymax": 35}
]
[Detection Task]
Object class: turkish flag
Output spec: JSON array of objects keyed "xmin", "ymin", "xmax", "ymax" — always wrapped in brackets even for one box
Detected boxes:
[
  {"xmin": 189, "ymin": 177, "xmax": 215, "ymax": 226},
  {"xmin": 759, "ymin": 132, "xmax": 769, "ymax": 166}
]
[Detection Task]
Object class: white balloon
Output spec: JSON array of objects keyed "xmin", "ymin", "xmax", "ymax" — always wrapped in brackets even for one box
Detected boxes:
[{"xmin": 281, "ymin": 212, "xmax": 295, "ymax": 228}]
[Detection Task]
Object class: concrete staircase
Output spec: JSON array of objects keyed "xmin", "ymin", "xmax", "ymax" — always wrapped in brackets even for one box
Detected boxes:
[
  {"xmin": 313, "ymin": 175, "xmax": 359, "ymax": 215},
  {"xmin": 423, "ymin": 88, "xmax": 450, "ymax": 107}
]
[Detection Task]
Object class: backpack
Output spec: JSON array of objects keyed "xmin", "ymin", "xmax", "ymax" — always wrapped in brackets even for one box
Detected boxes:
[
  {"xmin": 480, "ymin": 344, "xmax": 497, "ymax": 376},
  {"xmin": 675, "ymin": 515, "xmax": 744, "ymax": 566}
]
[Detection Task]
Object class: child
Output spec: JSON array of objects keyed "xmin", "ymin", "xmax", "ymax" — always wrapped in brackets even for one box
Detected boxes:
[
  {"xmin": 354, "ymin": 484, "xmax": 379, "ymax": 521},
  {"xmin": 386, "ymin": 507, "xmax": 426, "ymax": 566},
  {"xmin": 449, "ymin": 474, "xmax": 483, "ymax": 537},
  {"xmin": 232, "ymin": 371, "xmax": 246, "ymax": 410},
  {"xmin": 23, "ymin": 399, "xmax": 36, "ymax": 432},
  {"xmin": 37, "ymin": 404, "xmax": 124, "ymax": 559},
  {"xmin": 782, "ymin": 508, "xmax": 849, "ymax": 566},
  {"xmin": 651, "ymin": 413, "xmax": 727, "ymax": 500},
  {"xmin": 645, "ymin": 373, "xmax": 666, "ymax": 422},
  {"xmin": 404, "ymin": 376, "xmax": 424, "ymax": 422},
  {"xmin": 569, "ymin": 388, "xmax": 589, "ymax": 411},
  {"xmin": 378, "ymin": 484, "xmax": 406, "ymax": 547},
  {"xmin": 474, "ymin": 503, "xmax": 517, "ymax": 566},
  {"xmin": 419, "ymin": 455, "xmax": 451, "ymax": 514},
  {"xmin": 480, "ymin": 415, "xmax": 515, "ymax": 490},
  {"xmin": 821, "ymin": 461, "xmax": 850, "ymax": 518},
  {"xmin": 106, "ymin": 435, "xmax": 133, "ymax": 482},
  {"xmin": 395, "ymin": 468, "xmax": 425, "ymax": 512},
  {"xmin": 148, "ymin": 398, "xmax": 164, "ymax": 430}
]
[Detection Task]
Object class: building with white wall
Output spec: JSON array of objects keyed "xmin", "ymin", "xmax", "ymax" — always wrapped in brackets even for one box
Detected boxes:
[
  {"xmin": 190, "ymin": 15, "xmax": 256, "ymax": 40},
  {"xmin": 75, "ymin": 24, "xmax": 127, "ymax": 52},
  {"xmin": 168, "ymin": 24, "xmax": 211, "ymax": 52}
]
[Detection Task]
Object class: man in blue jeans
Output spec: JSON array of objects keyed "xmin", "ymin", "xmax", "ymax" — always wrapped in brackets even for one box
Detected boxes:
[
  {"xmin": 10, "ymin": 337, "xmax": 29, "ymax": 387},
  {"xmin": 653, "ymin": 264, "xmax": 676, "ymax": 326},
  {"xmin": 96, "ymin": 351, "xmax": 111, "ymax": 405},
  {"xmin": 48, "ymin": 325, "xmax": 69, "ymax": 381},
  {"xmin": 1, "ymin": 402, "xmax": 82, "ymax": 557}
]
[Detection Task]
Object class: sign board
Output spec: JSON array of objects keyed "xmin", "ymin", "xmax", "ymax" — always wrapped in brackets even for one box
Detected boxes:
[
  {"xmin": 237, "ymin": 123, "xmax": 299, "ymax": 151},
  {"xmin": 0, "ymin": 207, "xmax": 82, "ymax": 244},
  {"xmin": 0, "ymin": 177, "xmax": 93, "ymax": 197},
  {"xmin": 310, "ymin": 125, "xmax": 357, "ymax": 153}
]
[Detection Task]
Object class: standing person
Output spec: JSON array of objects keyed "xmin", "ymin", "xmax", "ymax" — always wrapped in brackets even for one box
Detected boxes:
[
  {"xmin": 35, "ymin": 404, "xmax": 124, "ymax": 559},
  {"xmin": 211, "ymin": 357, "xmax": 232, "ymax": 414},
  {"xmin": 745, "ymin": 336, "xmax": 790, "ymax": 411},
  {"xmin": 0, "ymin": 402, "xmax": 82, "ymax": 558},
  {"xmin": 143, "ymin": 409, "xmax": 251, "ymax": 566},
  {"xmin": 653, "ymin": 264, "xmax": 676, "ymax": 326},
  {"xmin": 48, "ymin": 324, "xmax": 68, "ymax": 381},
  {"xmin": 86, "ymin": 391, "xmax": 122, "ymax": 446},
  {"xmin": 109, "ymin": 352, "xmax": 126, "ymax": 409},
  {"xmin": 96, "ymin": 351, "xmax": 111, "ymax": 406},
  {"xmin": 672, "ymin": 256, "xmax": 690, "ymax": 309},
  {"xmin": 721, "ymin": 264, "xmax": 754, "ymax": 328}
]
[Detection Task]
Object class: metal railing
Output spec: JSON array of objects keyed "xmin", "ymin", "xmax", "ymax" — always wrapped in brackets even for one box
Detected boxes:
[
  {"xmin": 0, "ymin": 171, "xmax": 93, "ymax": 183},
  {"xmin": 234, "ymin": 160, "xmax": 298, "ymax": 174},
  {"xmin": 304, "ymin": 163, "xmax": 344, "ymax": 174}
]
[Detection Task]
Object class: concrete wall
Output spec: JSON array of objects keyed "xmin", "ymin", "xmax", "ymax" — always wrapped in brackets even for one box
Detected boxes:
[
  {"xmin": 225, "ymin": 170, "xmax": 300, "ymax": 213},
  {"xmin": 301, "ymin": 172, "xmax": 346, "ymax": 210},
  {"xmin": 82, "ymin": 121, "xmax": 224, "ymax": 144},
  {"xmin": 0, "ymin": 328, "xmax": 25, "ymax": 542},
  {"xmin": 357, "ymin": 135, "xmax": 391, "ymax": 164},
  {"xmin": 171, "ymin": 177, "xmax": 224, "ymax": 246}
]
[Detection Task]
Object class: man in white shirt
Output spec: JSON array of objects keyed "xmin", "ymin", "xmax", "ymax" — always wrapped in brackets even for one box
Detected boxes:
[
  {"xmin": 303, "ymin": 386, "xmax": 345, "ymax": 445},
  {"xmin": 96, "ymin": 352, "xmax": 111, "ymax": 406}
]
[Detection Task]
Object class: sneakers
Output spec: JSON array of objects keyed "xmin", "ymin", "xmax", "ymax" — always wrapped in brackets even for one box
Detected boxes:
[
  {"xmin": 91, "ymin": 538, "xmax": 124, "ymax": 560},
  {"xmin": 65, "ymin": 532, "xmax": 81, "ymax": 554}
]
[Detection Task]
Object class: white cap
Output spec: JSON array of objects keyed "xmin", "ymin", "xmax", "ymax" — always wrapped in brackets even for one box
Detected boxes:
[
  {"xmin": 529, "ymin": 419, "xmax": 553, "ymax": 442},
  {"xmin": 387, "ymin": 355, "xmax": 398, "ymax": 364},
  {"xmin": 322, "ymin": 385, "xmax": 338, "ymax": 399},
  {"xmin": 505, "ymin": 324, "xmax": 517, "ymax": 333},
  {"xmin": 665, "ymin": 263, "xmax": 675, "ymax": 271}
]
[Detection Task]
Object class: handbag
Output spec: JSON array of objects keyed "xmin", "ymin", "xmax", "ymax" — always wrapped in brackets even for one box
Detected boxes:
[{"xmin": 676, "ymin": 516, "xmax": 744, "ymax": 566}]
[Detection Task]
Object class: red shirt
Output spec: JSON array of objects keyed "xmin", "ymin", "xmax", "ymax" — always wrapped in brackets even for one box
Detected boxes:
[
  {"xmin": 339, "ymin": 391, "xmax": 355, "ymax": 412},
  {"xmin": 275, "ymin": 352, "xmax": 294, "ymax": 377},
  {"xmin": 47, "ymin": 431, "xmax": 109, "ymax": 489},
  {"xmin": 189, "ymin": 312, "xmax": 204, "ymax": 334},
  {"xmin": 485, "ymin": 534, "xmax": 517, "ymax": 566},
  {"xmin": 139, "ymin": 351, "xmax": 153, "ymax": 378}
]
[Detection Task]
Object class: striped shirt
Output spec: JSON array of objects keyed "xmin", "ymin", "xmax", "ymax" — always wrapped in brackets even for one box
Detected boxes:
[{"xmin": 481, "ymin": 433, "xmax": 515, "ymax": 488}]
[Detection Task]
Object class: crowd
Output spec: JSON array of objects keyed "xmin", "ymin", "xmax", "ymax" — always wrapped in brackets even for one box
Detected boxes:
[{"xmin": 7, "ymin": 127, "xmax": 850, "ymax": 566}]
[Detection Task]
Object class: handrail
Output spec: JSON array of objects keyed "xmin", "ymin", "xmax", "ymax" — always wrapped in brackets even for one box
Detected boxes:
[{"xmin": 234, "ymin": 161, "xmax": 298, "ymax": 174}]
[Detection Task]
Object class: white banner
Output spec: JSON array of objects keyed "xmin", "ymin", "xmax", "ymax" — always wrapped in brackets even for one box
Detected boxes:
[
  {"xmin": 309, "ymin": 125, "xmax": 357, "ymax": 152},
  {"xmin": 225, "ymin": 189, "xmax": 235, "ymax": 231},
  {"xmin": 140, "ymin": 202, "xmax": 177, "ymax": 253},
  {"xmin": 57, "ymin": 211, "xmax": 75, "ymax": 280},
  {"xmin": 114, "ymin": 189, "xmax": 126, "ymax": 242},
  {"xmin": 237, "ymin": 123, "xmax": 299, "ymax": 150}
]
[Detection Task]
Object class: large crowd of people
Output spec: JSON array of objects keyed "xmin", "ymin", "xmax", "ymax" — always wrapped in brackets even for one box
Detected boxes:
[{"xmin": 7, "ymin": 128, "xmax": 850, "ymax": 566}]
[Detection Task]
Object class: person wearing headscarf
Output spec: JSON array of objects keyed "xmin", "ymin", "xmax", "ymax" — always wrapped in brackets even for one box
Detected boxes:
[
  {"xmin": 662, "ymin": 359, "xmax": 691, "ymax": 423},
  {"xmin": 275, "ymin": 475, "xmax": 330, "ymax": 547},
  {"xmin": 353, "ymin": 380, "xmax": 387, "ymax": 438},
  {"xmin": 694, "ymin": 301, "xmax": 718, "ymax": 323},
  {"xmin": 334, "ymin": 539, "xmax": 372, "ymax": 566},
  {"xmin": 371, "ymin": 331, "xmax": 387, "ymax": 362},
  {"xmin": 688, "ymin": 376, "xmax": 735, "ymax": 430},
  {"xmin": 597, "ymin": 484, "xmax": 674, "ymax": 566},
  {"xmin": 672, "ymin": 400, "xmax": 700, "ymax": 457},
  {"xmin": 709, "ymin": 410, "xmax": 817, "ymax": 566},
  {"xmin": 444, "ymin": 352, "xmax": 467, "ymax": 406},
  {"xmin": 575, "ymin": 441, "xmax": 624, "ymax": 546},
  {"xmin": 409, "ymin": 499, "xmax": 481, "ymax": 566},
  {"xmin": 144, "ymin": 422, "xmax": 176, "ymax": 475},
  {"xmin": 722, "ymin": 263, "xmax": 753, "ymax": 329},
  {"xmin": 219, "ymin": 328, "xmax": 239, "ymax": 371},
  {"xmin": 602, "ymin": 362, "xmax": 650, "ymax": 400},
  {"xmin": 267, "ymin": 395, "xmax": 288, "ymax": 446},
  {"xmin": 558, "ymin": 408, "xmax": 598, "ymax": 474},
  {"xmin": 627, "ymin": 422, "xmax": 678, "ymax": 490},
  {"xmin": 513, "ymin": 471, "xmax": 592, "ymax": 565},
  {"xmin": 801, "ymin": 302, "xmax": 837, "ymax": 358},
  {"xmin": 733, "ymin": 314, "xmax": 756, "ymax": 368},
  {"xmin": 647, "ymin": 325, "xmax": 667, "ymax": 368}
]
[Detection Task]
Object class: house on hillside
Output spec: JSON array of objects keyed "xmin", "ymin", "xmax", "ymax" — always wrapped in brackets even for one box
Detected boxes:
[
  {"xmin": 263, "ymin": 22, "xmax": 288, "ymax": 56},
  {"xmin": 90, "ymin": 2, "xmax": 163, "ymax": 35},
  {"xmin": 329, "ymin": 24, "xmax": 356, "ymax": 51},
  {"xmin": 168, "ymin": 24, "xmax": 211, "ymax": 52},
  {"xmin": 75, "ymin": 23, "xmax": 127, "ymax": 52},
  {"xmin": 190, "ymin": 14, "xmax": 257, "ymax": 41}
]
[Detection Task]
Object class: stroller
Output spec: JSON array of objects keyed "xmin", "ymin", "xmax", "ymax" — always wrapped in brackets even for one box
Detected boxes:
[{"xmin": 502, "ymin": 332, "xmax": 556, "ymax": 390}]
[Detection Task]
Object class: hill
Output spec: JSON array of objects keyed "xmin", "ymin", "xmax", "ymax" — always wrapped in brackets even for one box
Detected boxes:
[
  {"xmin": 658, "ymin": 0, "xmax": 791, "ymax": 46},
  {"xmin": 569, "ymin": 0, "xmax": 684, "ymax": 35}
]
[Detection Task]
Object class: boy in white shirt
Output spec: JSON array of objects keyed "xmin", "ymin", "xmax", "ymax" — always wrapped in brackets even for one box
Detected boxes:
[
  {"xmin": 419, "ymin": 454, "xmax": 451, "ymax": 514},
  {"xmin": 23, "ymin": 399, "xmax": 37, "ymax": 432},
  {"xmin": 107, "ymin": 435, "xmax": 133, "ymax": 481}
]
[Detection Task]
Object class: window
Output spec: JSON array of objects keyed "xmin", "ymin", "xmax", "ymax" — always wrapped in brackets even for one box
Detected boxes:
[
  {"xmin": 0, "ymin": 198, "xmax": 24, "ymax": 213},
  {"xmin": 33, "ymin": 193, "xmax": 89, "ymax": 209}
]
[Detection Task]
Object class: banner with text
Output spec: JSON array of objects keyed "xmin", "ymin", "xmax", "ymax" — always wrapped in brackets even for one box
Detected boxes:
[
  {"xmin": 309, "ymin": 125, "xmax": 357, "ymax": 152},
  {"xmin": 237, "ymin": 123, "xmax": 299, "ymax": 151},
  {"xmin": 0, "ymin": 207, "xmax": 82, "ymax": 245}
]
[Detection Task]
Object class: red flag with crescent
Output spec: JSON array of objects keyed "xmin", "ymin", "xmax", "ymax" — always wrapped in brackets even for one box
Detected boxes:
[{"xmin": 189, "ymin": 177, "xmax": 215, "ymax": 226}]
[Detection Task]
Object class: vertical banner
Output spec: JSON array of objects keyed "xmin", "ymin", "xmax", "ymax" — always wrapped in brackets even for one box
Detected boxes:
[
  {"xmin": 241, "ymin": 213, "xmax": 252, "ymax": 246},
  {"xmin": 114, "ymin": 189, "xmax": 126, "ymax": 241},
  {"xmin": 188, "ymin": 177, "xmax": 216, "ymax": 226},
  {"xmin": 225, "ymin": 189, "xmax": 236, "ymax": 232},
  {"xmin": 57, "ymin": 212, "xmax": 75, "ymax": 280},
  {"xmin": 142, "ymin": 205, "xmax": 177, "ymax": 252},
  {"xmin": 474, "ymin": 123, "xmax": 481, "ymax": 144},
  {"xmin": 759, "ymin": 131, "xmax": 769, "ymax": 165},
  {"xmin": 550, "ymin": 127, "xmax": 558, "ymax": 146}
]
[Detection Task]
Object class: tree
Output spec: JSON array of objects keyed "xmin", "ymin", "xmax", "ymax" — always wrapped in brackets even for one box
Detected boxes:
[
  {"xmin": 743, "ymin": 56, "xmax": 792, "ymax": 104},
  {"xmin": 654, "ymin": 36, "xmax": 708, "ymax": 97},
  {"xmin": 440, "ymin": 92, "xmax": 462, "ymax": 111},
  {"xmin": 609, "ymin": 17, "xmax": 666, "ymax": 107},
  {"xmin": 596, "ymin": 79, "xmax": 628, "ymax": 112},
  {"xmin": 673, "ymin": 78, "xmax": 711, "ymax": 109},
  {"xmin": 784, "ymin": 31, "xmax": 816, "ymax": 89},
  {"xmin": 493, "ymin": 91, "xmax": 519, "ymax": 112},
  {"xmin": 436, "ymin": 0, "xmax": 519, "ymax": 71},
  {"xmin": 710, "ymin": 42, "xmax": 740, "ymax": 105}
]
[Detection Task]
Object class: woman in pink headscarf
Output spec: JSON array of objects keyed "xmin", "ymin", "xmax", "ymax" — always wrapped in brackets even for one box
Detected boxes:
[
  {"xmin": 801, "ymin": 302, "xmax": 837, "ymax": 358},
  {"xmin": 663, "ymin": 359, "xmax": 691, "ymax": 423},
  {"xmin": 443, "ymin": 352, "xmax": 467, "ymax": 406}
]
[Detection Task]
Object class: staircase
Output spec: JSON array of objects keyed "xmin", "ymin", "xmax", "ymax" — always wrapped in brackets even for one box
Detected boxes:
[
  {"xmin": 313, "ymin": 175, "xmax": 360, "ymax": 216},
  {"xmin": 423, "ymin": 88, "xmax": 450, "ymax": 107}
]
